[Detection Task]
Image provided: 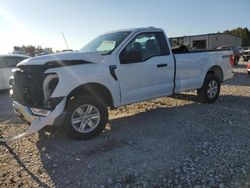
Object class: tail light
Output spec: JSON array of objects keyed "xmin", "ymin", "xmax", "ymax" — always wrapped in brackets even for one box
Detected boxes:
[
  {"xmin": 247, "ymin": 63, "xmax": 250, "ymax": 69},
  {"xmin": 229, "ymin": 54, "xmax": 234, "ymax": 66}
]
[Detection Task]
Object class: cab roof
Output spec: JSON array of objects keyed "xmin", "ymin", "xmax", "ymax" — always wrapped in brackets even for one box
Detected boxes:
[{"xmin": 104, "ymin": 27, "xmax": 163, "ymax": 34}]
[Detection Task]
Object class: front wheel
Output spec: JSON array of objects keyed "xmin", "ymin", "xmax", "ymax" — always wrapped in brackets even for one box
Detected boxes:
[
  {"xmin": 64, "ymin": 96, "xmax": 108, "ymax": 140},
  {"xmin": 197, "ymin": 74, "xmax": 221, "ymax": 103}
]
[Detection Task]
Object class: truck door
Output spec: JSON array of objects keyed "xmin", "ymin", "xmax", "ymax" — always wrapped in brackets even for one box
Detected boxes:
[{"xmin": 117, "ymin": 32, "xmax": 175, "ymax": 105}]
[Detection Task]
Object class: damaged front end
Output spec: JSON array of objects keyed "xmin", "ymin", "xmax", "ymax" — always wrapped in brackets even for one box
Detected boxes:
[{"xmin": 0, "ymin": 65, "xmax": 66, "ymax": 142}]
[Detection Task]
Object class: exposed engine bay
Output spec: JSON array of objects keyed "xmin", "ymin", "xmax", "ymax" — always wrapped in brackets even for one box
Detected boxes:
[
  {"xmin": 10, "ymin": 64, "xmax": 61, "ymax": 111},
  {"xmin": 0, "ymin": 64, "xmax": 66, "ymax": 142}
]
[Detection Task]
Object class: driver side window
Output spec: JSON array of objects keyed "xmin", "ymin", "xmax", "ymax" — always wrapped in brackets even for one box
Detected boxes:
[{"xmin": 120, "ymin": 32, "xmax": 167, "ymax": 64}]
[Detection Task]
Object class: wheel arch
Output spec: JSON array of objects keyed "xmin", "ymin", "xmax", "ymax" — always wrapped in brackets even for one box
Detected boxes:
[
  {"xmin": 206, "ymin": 65, "xmax": 224, "ymax": 83},
  {"xmin": 66, "ymin": 83, "xmax": 114, "ymax": 108}
]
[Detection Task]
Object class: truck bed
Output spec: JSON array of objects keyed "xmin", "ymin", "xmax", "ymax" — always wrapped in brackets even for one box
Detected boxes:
[{"xmin": 173, "ymin": 48, "xmax": 233, "ymax": 93}]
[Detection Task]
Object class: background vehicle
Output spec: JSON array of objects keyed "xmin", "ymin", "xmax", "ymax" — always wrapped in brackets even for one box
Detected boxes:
[
  {"xmin": 238, "ymin": 47, "xmax": 244, "ymax": 55},
  {"xmin": 8, "ymin": 27, "xmax": 234, "ymax": 141},
  {"xmin": 0, "ymin": 54, "xmax": 29, "ymax": 90},
  {"xmin": 217, "ymin": 45, "xmax": 240, "ymax": 65},
  {"xmin": 247, "ymin": 63, "xmax": 250, "ymax": 74},
  {"xmin": 242, "ymin": 49, "xmax": 250, "ymax": 62}
]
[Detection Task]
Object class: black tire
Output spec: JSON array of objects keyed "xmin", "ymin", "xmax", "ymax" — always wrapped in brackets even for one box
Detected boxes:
[
  {"xmin": 64, "ymin": 96, "xmax": 108, "ymax": 140},
  {"xmin": 197, "ymin": 74, "xmax": 221, "ymax": 103}
]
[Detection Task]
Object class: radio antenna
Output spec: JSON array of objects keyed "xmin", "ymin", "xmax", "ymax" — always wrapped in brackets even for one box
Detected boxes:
[{"xmin": 62, "ymin": 32, "xmax": 69, "ymax": 50}]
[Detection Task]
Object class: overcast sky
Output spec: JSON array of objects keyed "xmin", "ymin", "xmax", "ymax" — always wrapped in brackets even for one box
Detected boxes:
[{"xmin": 0, "ymin": 0, "xmax": 249, "ymax": 54}]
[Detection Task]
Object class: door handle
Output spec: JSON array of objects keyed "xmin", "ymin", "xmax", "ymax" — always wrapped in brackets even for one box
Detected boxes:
[{"xmin": 157, "ymin": 64, "xmax": 168, "ymax": 68}]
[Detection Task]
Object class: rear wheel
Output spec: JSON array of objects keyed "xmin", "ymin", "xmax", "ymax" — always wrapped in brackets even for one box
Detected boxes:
[
  {"xmin": 197, "ymin": 74, "xmax": 220, "ymax": 103},
  {"xmin": 64, "ymin": 96, "xmax": 108, "ymax": 140}
]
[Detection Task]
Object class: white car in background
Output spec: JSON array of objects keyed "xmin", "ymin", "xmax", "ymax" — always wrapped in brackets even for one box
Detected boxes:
[
  {"xmin": 0, "ymin": 54, "xmax": 29, "ymax": 90},
  {"xmin": 242, "ymin": 49, "xmax": 250, "ymax": 62}
]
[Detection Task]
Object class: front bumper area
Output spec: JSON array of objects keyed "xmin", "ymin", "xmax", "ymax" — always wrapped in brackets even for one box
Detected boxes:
[
  {"xmin": 0, "ymin": 97, "xmax": 66, "ymax": 142},
  {"xmin": 13, "ymin": 101, "xmax": 36, "ymax": 123}
]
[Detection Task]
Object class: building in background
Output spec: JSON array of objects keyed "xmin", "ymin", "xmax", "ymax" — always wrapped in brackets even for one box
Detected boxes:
[{"xmin": 170, "ymin": 33, "xmax": 242, "ymax": 50}]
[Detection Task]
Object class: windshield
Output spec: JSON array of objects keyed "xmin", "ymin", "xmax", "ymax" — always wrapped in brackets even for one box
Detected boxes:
[{"xmin": 80, "ymin": 31, "xmax": 131, "ymax": 55}]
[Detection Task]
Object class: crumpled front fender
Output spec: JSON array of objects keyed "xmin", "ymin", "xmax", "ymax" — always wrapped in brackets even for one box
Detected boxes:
[{"xmin": 0, "ymin": 98, "xmax": 66, "ymax": 143}]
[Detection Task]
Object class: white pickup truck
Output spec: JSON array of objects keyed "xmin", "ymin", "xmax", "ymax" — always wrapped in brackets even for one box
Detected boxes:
[{"xmin": 5, "ymin": 27, "xmax": 234, "ymax": 141}]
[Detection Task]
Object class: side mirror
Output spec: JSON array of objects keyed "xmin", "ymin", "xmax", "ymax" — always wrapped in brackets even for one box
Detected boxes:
[{"xmin": 120, "ymin": 50, "xmax": 142, "ymax": 64}]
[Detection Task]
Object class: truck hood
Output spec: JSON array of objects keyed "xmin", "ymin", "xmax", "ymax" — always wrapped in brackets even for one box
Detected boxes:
[{"xmin": 17, "ymin": 51, "xmax": 104, "ymax": 67}]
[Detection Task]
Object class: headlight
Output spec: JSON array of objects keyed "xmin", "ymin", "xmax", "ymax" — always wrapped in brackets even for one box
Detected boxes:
[{"xmin": 30, "ymin": 108, "xmax": 50, "ymax": 116}]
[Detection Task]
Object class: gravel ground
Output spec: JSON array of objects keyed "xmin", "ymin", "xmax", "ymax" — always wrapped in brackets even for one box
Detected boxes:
[{"xmin": 0, "ymin": 61, "xmax": 250, "ymax": 188}]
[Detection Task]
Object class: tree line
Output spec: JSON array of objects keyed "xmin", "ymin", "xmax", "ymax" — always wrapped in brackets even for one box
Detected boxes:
[
  {"xmin": 223, "ymin": 27, "xmax": 250, "ymax": 47},
  {"xmin": 13, "ymin": 45, "xmax": 53, "ymax": 57}
]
